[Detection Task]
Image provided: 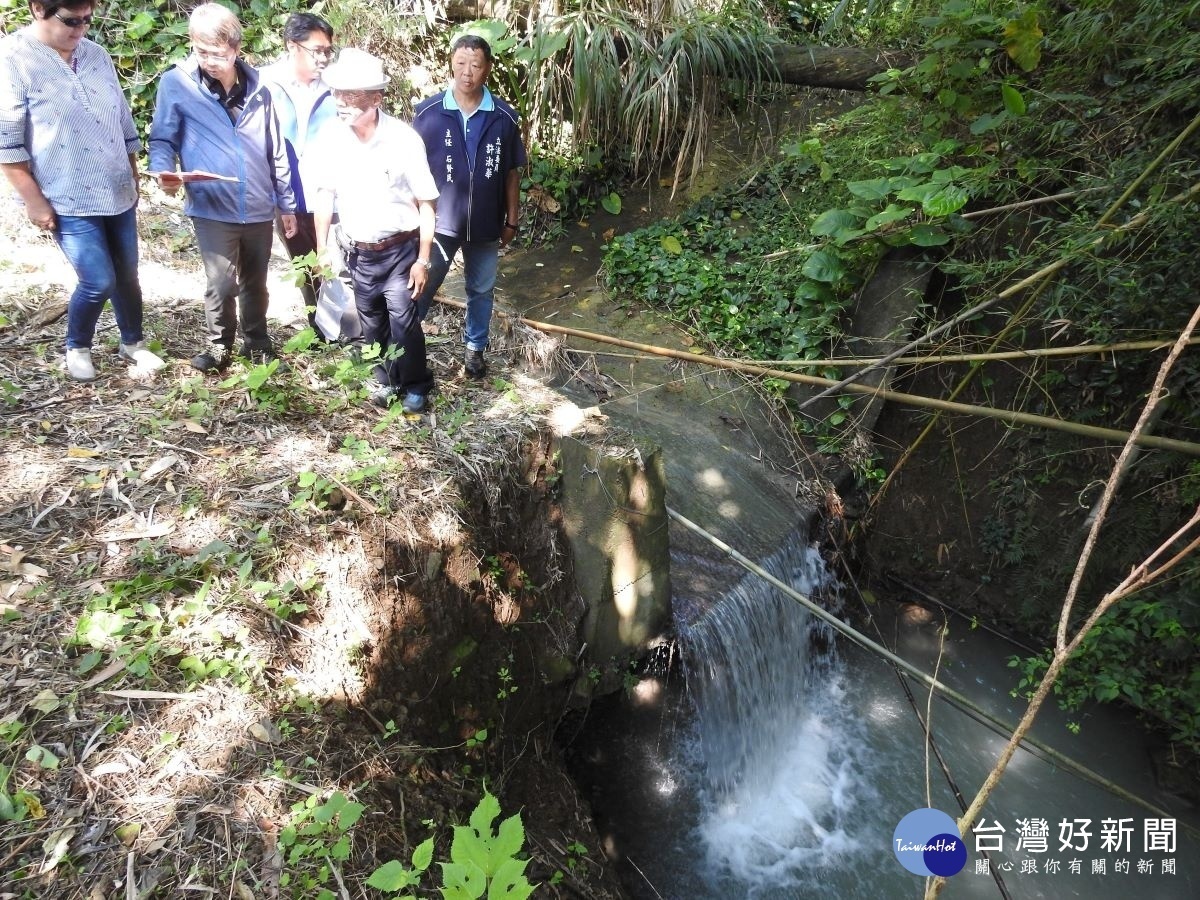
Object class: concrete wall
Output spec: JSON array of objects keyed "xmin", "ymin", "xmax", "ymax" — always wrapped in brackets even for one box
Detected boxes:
[{"xmin": 558, "ymin": 436, "xmax": 672, "ymax": 670}]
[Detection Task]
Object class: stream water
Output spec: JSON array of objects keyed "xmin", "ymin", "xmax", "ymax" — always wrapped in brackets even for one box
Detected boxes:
[
  {"xmin": 567, "ymin": 527, "xmax": 1200, "ymax": 899},
  {"xmin": 428, "ymin": 126, "xmax": 1200, "ymax": 898}
]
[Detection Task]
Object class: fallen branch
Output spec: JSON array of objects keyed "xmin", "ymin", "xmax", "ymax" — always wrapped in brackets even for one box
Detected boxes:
[
  {"xmin": 925, "ymin": 301, "xmax": 1200, "ymax": 898},
  {"xmin": 440, "ymin": 296, "xmax": 1200, "ymax": 456}
]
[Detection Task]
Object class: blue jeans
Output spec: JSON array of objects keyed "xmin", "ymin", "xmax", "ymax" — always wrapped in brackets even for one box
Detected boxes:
[
  {"xmin": 417, "ymin": 235, "xmax": 499, "ymax": 351},
  {"xmin": 55, "ymin": 207, "xmax": 144, "ymax": 350}
]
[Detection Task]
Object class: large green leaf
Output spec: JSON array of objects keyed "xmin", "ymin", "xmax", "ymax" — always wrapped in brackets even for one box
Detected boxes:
[
  {"xmin": 846, "ymin": 178, "xmax": 894, "ymax": 201},
  {"xmin": 794, "ymin": 280, "xmax": 834, "ymax": 304},
  {"xmin": 909, "ymin": 225, "xmax": 951, "ymax": 246},
  {"xmin": 126, "ymin": 12, "xmax": 155, "ymax": 39},
  {"xmin": 1001, "ymin": 84, "xmax": 1026, "ymax": 116},
  {"xmin": 452, "ymin": 19, "xmax": 516, "ymax": 56},
  {"xmin": 488, "ymin": 857, "xmax": 535, "ymax": 900},
  {"xmin": 600, "ymin": 192, "xmax": 622, "ymax": 215},
  {"xmin": 865, "ymin": 204, "xmax": 912, "ymax": 231},
  {"xmin": 660, "ymin": 235, "xmax": 683, "ymax": 255},
  {"xmin": 969, "ymin": 111, "xmax": 1007, "ymax": 135},
  {"xmin": 492, "ymin": 813, "xmax": 525, "ymax": 862},
  {"xmin": 1003, "ymin": 9, "xmax": 1043, "ymax": 72},
  {"xmin": 440, "ymin": 860, "xmax": 487, "ymax": 899},
  {"xmin": 367, "ymin": 860, "xmax": 419, "ymax": 891},
  {"xmin": 513, "ymin": 27, "xmax": 569, "ymax": 65},
  {"xmin": 469, "ymin": 792, "xmax": 501, "ymax": 834},
  {"xmin": 929, "ymin": 166, "xmax": 971, "ymax": 184},
  {"xmin": 450, "ymin": 823, "xmax": 490, "ymax": 874},
  {"xmin": 894, "ymin": 182, "xmax": 940, "ymax": 205},
  {"xmin": 922, "ymin": 185, "xmax": 969, "ymax": 217},
  {"xmin": 412, "ymin": 835, "xmax": 435, "ymax": 871},
  {"xmin": 338, "ymin": 801, "xmax": 365, "ymax": 830},
  {"xmin": 811, "ymin": 208, "xmax": 864, "ymax": 238},
  {"xmin": 801, "ymin": 250, "xmax": 846, "ymax": 283}
]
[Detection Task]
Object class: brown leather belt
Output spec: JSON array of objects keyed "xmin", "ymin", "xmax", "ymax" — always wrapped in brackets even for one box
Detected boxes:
[{"xmin": 349, "ymin": 228, "xmax": 418, "ymax": 252}]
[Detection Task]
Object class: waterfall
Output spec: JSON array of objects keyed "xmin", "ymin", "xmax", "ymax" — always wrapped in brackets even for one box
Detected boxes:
[
  {"xmin": 676, "ymin": 530, "xmax": 868, "ymax": 893},
  {"xmin": 570, "ymin": 527, "xmax": 1200, "ymax": 899}
]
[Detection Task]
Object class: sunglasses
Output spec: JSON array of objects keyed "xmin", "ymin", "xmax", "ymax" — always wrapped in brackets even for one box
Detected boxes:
[
  {"xmin": 54, "ymin": 12, "xmax": 93, "ymax": 28},
  {"xmin": 297, "ymin": 44, "xmax": 336, "ymax": 60}
]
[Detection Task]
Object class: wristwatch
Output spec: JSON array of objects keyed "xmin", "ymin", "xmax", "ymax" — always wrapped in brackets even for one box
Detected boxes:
[{"xmin": 416, "ymin": 258, "xmax": 432, "ymax": 269}]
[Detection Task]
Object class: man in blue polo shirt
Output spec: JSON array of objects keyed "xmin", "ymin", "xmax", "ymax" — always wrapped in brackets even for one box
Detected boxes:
[{"xmin": 412, "ymin": 34, "xmax": 526, "ymax": 379}]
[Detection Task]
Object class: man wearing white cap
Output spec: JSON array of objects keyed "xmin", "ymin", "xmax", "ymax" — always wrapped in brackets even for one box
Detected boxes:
[{"xmin": 308, "ymin": 48, "xmax": 438, "ymax": 413}]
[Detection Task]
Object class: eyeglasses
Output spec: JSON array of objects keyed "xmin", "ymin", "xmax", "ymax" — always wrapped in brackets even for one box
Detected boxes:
[
  {"xmin": 54, "ymin": 12, "xmax": 93, "ymax": 28},
  {"xmin": 332, "ymin": 90, "xmax": 374, "ymax": 105},
  {"xmin": 194, "ymin": 47, "xmax": 235, "ymax": 62},
  {"xmin": 296, "ymin": 44, "xmax": 336, "ymax": 60}
]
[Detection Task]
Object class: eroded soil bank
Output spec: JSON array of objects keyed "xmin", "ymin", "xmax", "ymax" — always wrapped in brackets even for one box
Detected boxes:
[{"xmin": 0, "ymin": 185, "xmax": 635, "ymax": 896}]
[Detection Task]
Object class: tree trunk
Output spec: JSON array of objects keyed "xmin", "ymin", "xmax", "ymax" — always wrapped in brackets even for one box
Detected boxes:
[{"xmin": 770, "ymin": 44, "xmax": 913, "ymax": 90}]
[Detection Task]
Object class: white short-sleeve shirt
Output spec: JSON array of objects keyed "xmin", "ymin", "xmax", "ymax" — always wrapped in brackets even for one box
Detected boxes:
[{"xmin": 306, "ymin": 111, "xmax": 438, "ymax": 243}]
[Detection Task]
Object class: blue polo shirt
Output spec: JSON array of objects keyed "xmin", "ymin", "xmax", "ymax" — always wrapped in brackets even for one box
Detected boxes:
[{"xmin": 442, "ymin": 86, "xmax": 494, "ymax": 169}]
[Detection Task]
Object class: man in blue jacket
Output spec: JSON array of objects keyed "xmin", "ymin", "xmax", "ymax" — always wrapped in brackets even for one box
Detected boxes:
[
  {"xmin": 149, "ymin": 3, "xmax": 296, "ymax": 371},
  {"xmin": 412, "ymin": 34, "xmax": 526, "ymax": 379},
  {"xmin": 258, "ymin": 12, "xmax": 337, "ymax": 336}
]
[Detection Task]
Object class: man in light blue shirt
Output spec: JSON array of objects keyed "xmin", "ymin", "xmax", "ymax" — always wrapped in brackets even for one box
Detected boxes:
[{"xmin": 259, "ymin": 12, "xmax": 339, "ymax": 336}]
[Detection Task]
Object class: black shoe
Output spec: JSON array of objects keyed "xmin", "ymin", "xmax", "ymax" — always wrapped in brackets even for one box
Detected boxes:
[
  {"xmin": 465, "ymin": 348, "xmax": 487, "ymax": 379},
  {"xmin": 190, "ymin": 347, "xmax": 231, "ymax": 372},
  {"xmin": 243, "ymin": 347, "xmax": 287, "ymax": 371}
]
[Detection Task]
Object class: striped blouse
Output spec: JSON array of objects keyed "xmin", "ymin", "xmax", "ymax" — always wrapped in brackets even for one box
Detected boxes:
[{"xmin": 0, "ymin": 29, "xmax": 140, "ymax": 216}]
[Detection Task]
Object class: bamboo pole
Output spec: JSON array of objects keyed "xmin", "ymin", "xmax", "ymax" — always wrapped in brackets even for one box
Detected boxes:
[
  {"xmin": 863, "ymin": 126, "xmax": 1200, "ymax": 531},
  {"xmin": 728, "ymin": 337, "xmax": 1200, "ymax": 368},
  {"xmin": 521, "ymin": 337, "xmax": 1199, "ymax": 367},
  {"xmin": 959, "ymin": 186, "xmax": 1106, "ymax": 220},
  {"xmin": 793, "ymin": 178, "xmax": 1200, "ymax": 414},
  {"xmin": 437, "ymin": 297, "xmax": 1200, "ymax": 456},
  {"xmin": 665, "ymin": 505, "xmax": 1199, "ymax": 836}
]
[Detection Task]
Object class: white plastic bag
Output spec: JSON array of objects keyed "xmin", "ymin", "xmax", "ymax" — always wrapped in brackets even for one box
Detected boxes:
[{"xmin": 314, "ymin": 276, "xmax": 362, "ymax": 342}]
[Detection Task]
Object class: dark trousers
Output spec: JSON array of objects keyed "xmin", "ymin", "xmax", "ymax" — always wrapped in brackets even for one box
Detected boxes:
[
  {"xmin": 192, "ymin": 216, "xmax": 274, "ymax": 350},
  {"xmin": 276, "ymin": 211, "xmax": 321, "ymax": 326},
  {"xmin": 346, "ymin": 238, "xmax": 433, "ymax": 396}
]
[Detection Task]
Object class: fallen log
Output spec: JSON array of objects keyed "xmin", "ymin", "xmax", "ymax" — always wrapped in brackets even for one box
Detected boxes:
[
  {"xmin": 443, "ymin": 2, "xmax": 910, "ymax": 91},
  {"xmin": 770, "ymin": 43, "xmax": 913, "ymax": 91}
]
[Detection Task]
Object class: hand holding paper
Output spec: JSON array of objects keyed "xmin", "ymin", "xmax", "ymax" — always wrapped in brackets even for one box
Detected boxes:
[{"xmin": 148, "ymin": 170, "xmax": 239, "ymax": 185}]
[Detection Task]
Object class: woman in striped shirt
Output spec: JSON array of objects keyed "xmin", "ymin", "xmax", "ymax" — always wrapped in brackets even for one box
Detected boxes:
[{"xmin": 0, "ymin": 1, "xmax": 164, "ymax": 380}]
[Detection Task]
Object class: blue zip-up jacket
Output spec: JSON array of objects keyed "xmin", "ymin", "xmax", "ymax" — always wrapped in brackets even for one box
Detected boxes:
[
  {"xmin": 148, "ymin": 57, "xmax": 295, "ymax": 224},
  {"xmin": 412, "ymin": 90, "xmax": 526, "ymax": 243},
  {"xmin": 257, "ymin": 59, "xmax": 336, "ymax": 214}
]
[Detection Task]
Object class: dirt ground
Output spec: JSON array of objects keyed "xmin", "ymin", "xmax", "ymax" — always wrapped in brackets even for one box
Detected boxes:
[{"xmin": 0, "ymin": 188, "xmax": 628, "ymax": 897}]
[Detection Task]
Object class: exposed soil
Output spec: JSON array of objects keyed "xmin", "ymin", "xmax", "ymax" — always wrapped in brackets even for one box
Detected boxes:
[{"xmin": 0, "ymin": 188, "xmax": 627, "ymax": 898}]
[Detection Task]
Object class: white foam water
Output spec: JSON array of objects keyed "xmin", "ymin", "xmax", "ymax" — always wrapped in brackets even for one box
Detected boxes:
[{"xmin": 678, "ymin": 535, "xmax": 872, "ymax": 895}]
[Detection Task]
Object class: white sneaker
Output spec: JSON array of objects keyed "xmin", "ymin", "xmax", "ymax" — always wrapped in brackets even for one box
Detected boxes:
[
  {"xmin": 65, "ymin": 347, "xmax": 96, "ymax": 381},
  {"xmin": 119, "ymin": 341, "xmax": 166, "ymax": 373}
]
